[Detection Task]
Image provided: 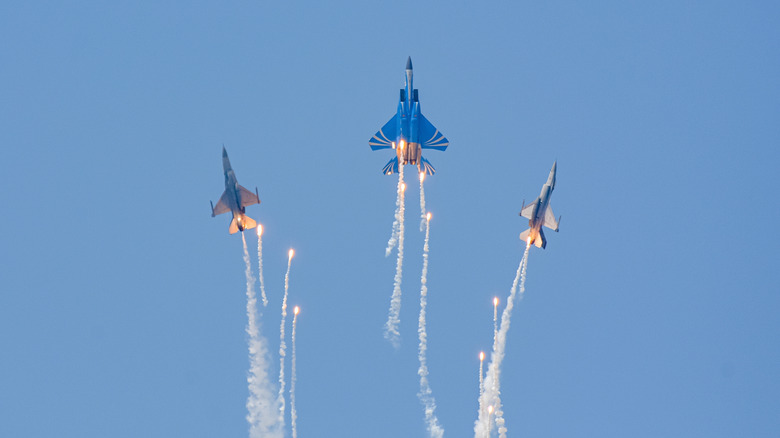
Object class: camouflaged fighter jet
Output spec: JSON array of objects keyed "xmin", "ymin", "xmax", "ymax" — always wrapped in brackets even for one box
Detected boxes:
[
  {"xmin": 519, "ymin": 162, "xmax": 561, "ymax": 249},
  {"xmin": 210, "ymin": 147, "xmax": 260, "ymax": 234}
]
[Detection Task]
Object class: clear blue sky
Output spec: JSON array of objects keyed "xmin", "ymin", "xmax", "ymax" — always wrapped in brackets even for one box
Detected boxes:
[{"xmin": 1, "ymin": 1, "xmax": 779, "ymax": 437}]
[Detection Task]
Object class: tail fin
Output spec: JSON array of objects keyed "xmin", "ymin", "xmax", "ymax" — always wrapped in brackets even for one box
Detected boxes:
[
  {"xmin": 229, "ymin": 215, "xmax": 258, "ymax": 234},
  {"xmin": 382, "ymin": 156, "xmax": 400, "ymax": 175},
  {"xmin": 420, "ymin": 156, "xmax": 436, "ymax": 175}
]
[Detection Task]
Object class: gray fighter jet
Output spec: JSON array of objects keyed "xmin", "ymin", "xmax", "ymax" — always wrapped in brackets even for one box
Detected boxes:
[
  {"xmin": 210, "ymin": 147, "xmax": 261, "ymax": 234},
  {"xmin": 519, "ymin": 162, "xmax": 561, "ymax": 249}
]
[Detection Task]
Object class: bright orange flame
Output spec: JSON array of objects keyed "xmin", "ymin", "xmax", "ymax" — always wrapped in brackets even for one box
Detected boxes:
[
  {"xmin": 293, "ymin": 306, "xmax": 300, "ymax": 315},
  {"xmin": 493, "ymin": 297, "xmax": 499, "ymax": 307},
  {"xmin": 401, "ymin": 183, "xmax": 406, "ymax": 192},
  {"xmin": 488, "ymin": 405, "xmax": 494, "ymax": 415},
  {"xmin": 400, "ymin": 139, "xmax": 405, "ymax": 150},
  {"xmin": 426, "ymin": 212, "xmax": 432, "ymax": 222},
  {"xmin": 257, "ymin": 224, "xmax": 263, "ymax": 237},
  {"xmin": 391, "ymin": 141, "xmax": 396, "ymax": 149},
  {"xmin": 527, "ymin": 235, "xmax": 533, "ymax": 246},
  {"xmin": 288, "ymin": 249, "xmax": 295, "ymax": 260},
  {"xmin": 479, "ymin": 351, "xmax": 485, "ymax": 361},
  {"xmin": 419, "ymin": 172, "xmax": 425, "ymax": 182}
]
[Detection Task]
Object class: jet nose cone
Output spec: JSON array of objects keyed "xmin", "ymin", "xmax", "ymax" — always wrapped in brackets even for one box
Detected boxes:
[
  {"xmin": 222, "ymin": 146, "xmax": 228, "ymax": 157},
  {"xmin": 406, "ymin": 56, "xmax": 413, "ymax": 70},
  {"xmin": 551, "ymin": 161, "xmax": 557, "ymax": 174}
]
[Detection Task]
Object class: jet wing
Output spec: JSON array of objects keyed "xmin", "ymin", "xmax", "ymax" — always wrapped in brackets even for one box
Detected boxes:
[
  {"xmin": 520, "ymin": 199, "xmax": 537, "ymax": 220},
  {"xmin": 543, "ymin": 204, "xmax": 559, "ymax": 231},
  {"xmin": 419, "ymin": 114, "xmax": 448, "ymax": 151},
  {"xmin": 369, "ymin": 115, "xmax": 398, "ymax": 150},
  {"xmin": 238, "ymin": 185, "xmax": 260, "ymax": 208},
  {"xmin": 212, "ymin": 191, "xmax": 231, "ymax": 216}
]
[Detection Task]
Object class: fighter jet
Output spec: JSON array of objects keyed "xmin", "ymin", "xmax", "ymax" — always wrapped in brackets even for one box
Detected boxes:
[
  {"xmin": 519, "ymin": 162, "xmax": 561, "ymax": 249},
  {"xmin": 210, "ymin": 147, "xmax": 261, "ymax": 234},
  {"xmin": 369, "ymin": 57, "xmax": 448, "ymax": 175}
]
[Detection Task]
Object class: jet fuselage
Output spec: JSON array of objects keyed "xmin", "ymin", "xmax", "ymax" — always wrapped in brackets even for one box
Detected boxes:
[
  {"xmin": 211, "ymin": 147, "xmax": 260, "ymax": 234},
  {"xmin": 519, "ymin": 162, "xmax": 559, "ymax": 249}
]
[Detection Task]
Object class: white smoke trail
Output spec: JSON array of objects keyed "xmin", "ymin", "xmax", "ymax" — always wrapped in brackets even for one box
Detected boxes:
[
  {"xmin": 384, "ymin": 165, "xmax": 405, "ymax": 348},
  {"xmin": 419, "ymin": 172, "xmax": 427, "ymax": 231},
  {"xmin": 386, "ymin": 168, "xmax": 405, "ymax": 256},
  {"xmin": 257, "ymin": 225, "xmax": 268, "ymax": 307},
  {"xmin": 474, "ymin": 242, "xmax": 531, "ymax": 438},
  {"xmin": 478, "ymin": 351, "xmax": 485, "ymax": 427},
  {"xmin": 493, "ymin": 298, "xmax": 499, "ymax": 349},
  {"xmin": 417, "ymin": 213, "xmax": 443, "ymax": 438},
  {"xmin": 290, "ymin": 306, "xmax": 300, "ymax": 438},
  {"xmin": 277, "ymin": 250, "xmax": 294, "ymax": 430},
  {"xmin": 241, "ymin": 233, "xmax": 281, "ymax": 438}
]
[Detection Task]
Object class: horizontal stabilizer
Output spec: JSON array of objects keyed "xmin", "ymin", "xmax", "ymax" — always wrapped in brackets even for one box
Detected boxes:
[
  {"xmin": 535, "ymin": 228, "xmax": 547, "ymax": 249},
  {"xmin": 420, "ymin": 156, "xmax": 436, "ymax": 175},
  {"xmin": 370, "ymin": 115, "xmax": 398, "ymax": 150},
  {"xmin": 238, "ymin": 185, "xmax": 260, "ymax": 208},
  {"xmin": 519, "ymin": 228, "xmax": 530, "ymax": 243},
  {"xmin": 419, "ymin": 114, "xmax": 448, "ymax": 151},
  {"xmin": 382, "ymin": 156, "xmax": 400, "ymax": 175}
]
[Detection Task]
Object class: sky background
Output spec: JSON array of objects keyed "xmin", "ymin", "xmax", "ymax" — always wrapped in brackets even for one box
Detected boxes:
[{"xmin": 2, "ymin": 1, "xmax": 779, "ymax": 437}]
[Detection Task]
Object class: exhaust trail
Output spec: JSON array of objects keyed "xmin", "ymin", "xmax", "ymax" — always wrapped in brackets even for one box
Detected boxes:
[
  {"xmin": 241, "ymin": 233, "xmax": 281, "ymax": 438},
  {"xmin": 277, "ymin": 249, "xmax": 294, "ymax": 430},
  {"xmin": 290, "ymin": 306, "xmax": 300, "ymax": 438},
  {"xmin": 416, "ymin": 212, "xmax": 443, "ymax": 438},
  {"xmin": 474, "ymin": 241, "xmax": 531, "ymax": 438},
  {"xmin": 477, "ymin": 351, "xmax": 485, "ymax": 431},
  {"xmin": 384, "ymin": 165, "xmax": 406, "ymax": 348},
  {"xmin": 256, "ymin": 225, "xmax": 268, "ymax": 307},
  {"xmin": 493, "ymin": 297, "xmax": 499, "ymax": 350},
  {"xmin": 419, "ymin": 172, "xmax": 427, "ymax": 231},
  {"xmin": 386, "ymin": 168, "xmax": 406, "ymax": 256}
]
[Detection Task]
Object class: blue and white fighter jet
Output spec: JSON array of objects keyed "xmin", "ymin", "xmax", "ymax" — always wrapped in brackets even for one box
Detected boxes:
[
  {"xmin": 369, "ymin": 57, "xmax": 449, "ymax": 175},
  {"xmin": 210, "ymin": 147, "xmax": 261, "ymax": 234}
]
